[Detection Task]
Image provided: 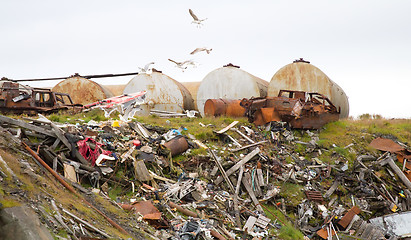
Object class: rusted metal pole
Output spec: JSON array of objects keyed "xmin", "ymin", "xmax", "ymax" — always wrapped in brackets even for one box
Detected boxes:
[
  {"xmin": 22, "ymin": 142, "xmax": 130, "ymax": 236},
  {"xmin": 168, "ymin": 201, "xmax": 198, "ymax": 218},
  {"xmin": 8, "ymin": 72, "xmax": 139, "ymax": 82},
  {"xmin": 210, "ymin": 229, "xmax": 227, "ymax": 240}
]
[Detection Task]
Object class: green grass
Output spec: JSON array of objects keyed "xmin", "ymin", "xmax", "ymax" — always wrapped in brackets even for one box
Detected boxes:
[
  {"xmin": 279, "ymin": 182, "xmax": 304, "ymax": 207},
  {"xmin": 262, "ymin": 204, "xmax": 304, "ymax": 240}
]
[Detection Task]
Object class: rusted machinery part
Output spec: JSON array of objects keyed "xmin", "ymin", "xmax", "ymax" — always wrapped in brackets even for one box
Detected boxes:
[
  {"xmin": 22, "ymin": 142, "xmax": 130, "ymax": 236},
  {"xmin": 204, "ymin": 99, "xmax": 245, "ymax": 117},
  {"xmin": 240, "ymin": 91, "xmax": 340, "ymax": 129},
  {"xmin": 162, "ymin": 136, "xmax": 189, "ymax": 156}
]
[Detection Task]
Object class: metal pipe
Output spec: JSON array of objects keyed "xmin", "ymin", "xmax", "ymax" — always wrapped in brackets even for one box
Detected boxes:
[{"xmin": 5, "ymin": 72, "xmax": 139, "ymax": 82}]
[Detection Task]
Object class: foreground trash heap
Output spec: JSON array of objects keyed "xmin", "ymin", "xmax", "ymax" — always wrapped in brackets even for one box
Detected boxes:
[{"xmin": 0, "ymin": 114, "xmax": 410, "ymax": 239}]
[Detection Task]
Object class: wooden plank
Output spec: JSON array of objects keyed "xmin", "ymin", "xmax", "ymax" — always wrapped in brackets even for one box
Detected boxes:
[
  {"xmin": 216, "ymin": 120, "xmax": 239, "ymax": 134},
  {"xmin": 252, "ymin": 169, "xmax": 263, "ymax": 197},
  {"xmin": 232, "ymin": 141, "xmax": 268, "ymax": 152},
  {"xmin": 214, "ymin": 148, "xmax": 260, "ymax": 185},
  {"xmin": 0, "ymin": 115, "xmax": 55, "ymax": 137},
  {"xmin": 63, "ymin": 163, "xmax": 77, "ymax": 183},
  {"xmin": 243, "ymin": 216, "xmax": 257, "ymax": 231},
  {"xmin": 133, "ymin": 159, "xmax": 153, "ymax": 182},
  {"xmin": 242, "ymin": 172, "xmax": 263, "ymax": 211},
  {"xmin": 209, "ymin": 149, "xmax": 235, "ymax": 193},
  {"xmin": 233, "ymin": 166, "xmax": 244, "ymax": 228},
  {"xmin": 52, "ymin": 157, "xmax": 58, "ymax": 171},
  {"xmin": 50, "ymin": 123, "xmax": 72, "ymax": 151},
  {"xmin": 256, "ymin": 168, "xmax": 265, "ymax": 187},
  {"xmin": 324, "ymin": 179, "xmax": 340, "ymax": 198},
  {"xmin": 380, "ymin": 157, "xmax": 411, "ymax": 190},
  {"xmin": 51, "ymin": 138, "xmax": 61, "ymax": 151}
]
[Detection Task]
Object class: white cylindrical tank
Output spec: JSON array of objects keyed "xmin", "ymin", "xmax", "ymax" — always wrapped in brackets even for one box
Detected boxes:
[
  {"xmin": 123, "ymin": 72, "xmax": 195, "ymax": 115},
  {"xmin": 268, "ymin": 60, "xmax": 349, "ymax": 118},
  {"xmin": 52, "ymin": 77, "xmax": 114, "ymax": 105},
  {"xmin": 197, "ymin": 65, "xmax": 269, "ymax": 116}
]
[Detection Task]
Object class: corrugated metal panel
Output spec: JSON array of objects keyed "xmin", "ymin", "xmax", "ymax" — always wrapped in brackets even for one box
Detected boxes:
[
  {"xmin": 123, "ymin": 72, "xmax": 194, "ymax": 115},
  {"xmin": 52, "ymin": 77, "xmax": 114, "ymax": 105},
  {"xmin": 268, "ymin": 62, "xmax": 349, "ymax": 118},
  {"xmin": 197, "ymin": 66, "xmax": 269, "ymax": 116}
]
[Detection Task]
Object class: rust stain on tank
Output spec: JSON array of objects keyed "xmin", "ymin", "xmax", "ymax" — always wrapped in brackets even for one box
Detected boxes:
[
  {"xmin": 52, "ymin": 77, "xmax": 114, "ymax": 105},
  {"xmin": 269, "ymin": 61, "xmax": 349, "ymax": 118}
]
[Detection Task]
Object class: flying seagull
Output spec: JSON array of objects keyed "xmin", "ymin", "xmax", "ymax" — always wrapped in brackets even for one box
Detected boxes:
[
  {"xmin": 190, "ymin": 47, "xmax": 212, "ymax": 55},
  {"xmin": 189, "ymin": 9, "xmax": 207, "ymax": 27},
  {"xmin": 138, "ymin": 62, "xmax": 155, "ymax": 73},
  {"xmin": 168, "ymin": 59, "xmax": 197, "ymax": 72}
]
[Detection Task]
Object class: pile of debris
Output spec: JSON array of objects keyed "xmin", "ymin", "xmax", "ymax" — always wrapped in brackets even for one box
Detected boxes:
[{"xmin": 0, "ymin": 113, "xmax": 410, "ymax": 239}]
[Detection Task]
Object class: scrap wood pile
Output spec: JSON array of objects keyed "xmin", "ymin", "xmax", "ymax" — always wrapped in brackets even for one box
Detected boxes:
[{"xmin": 0, "ymin": 113, "xmax": 410, "ymax": 239}]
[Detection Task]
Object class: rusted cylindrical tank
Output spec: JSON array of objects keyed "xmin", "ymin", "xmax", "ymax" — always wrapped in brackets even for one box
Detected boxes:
[
  {"xmin": 181, "ymin": 82, "xmax": 201, "ymax": 110},
  {"xmin": 162, "ymin": 136, "xmax": 189, "ymax": 156},
  {"xmin": 123, "ymin": 72, "xmax": 195, "ymax": 115},
  {"xmin": 197, "ymin": 65, "xmax": 269, "ymax": 116},
  {"xmin": 268, "ymin": 60, "xmax": 350, "ymax": 118},
  {"xmin": 204, "ymin": 99, "xmax": 245, "ymax": 117},
  {"xmin": 103, "ymin": 84, "xmax": 126, "ymax": 96},
  {"xmin": 52, "ymin": 77, "xmax": 114, "ymax": 105}
]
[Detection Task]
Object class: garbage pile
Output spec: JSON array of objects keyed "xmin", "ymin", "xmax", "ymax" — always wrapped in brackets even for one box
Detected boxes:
[{"xmin": 0, "ymin": 113, "xmax": 410, "ymax": 239}]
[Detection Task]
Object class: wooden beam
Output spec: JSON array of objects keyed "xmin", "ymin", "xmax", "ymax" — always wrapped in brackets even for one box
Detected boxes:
[
  {"xmin": 216, "ymin": 120, "xmax": 239, "ymax": 134},
  {"xmin": 0, "ymin": 115, "xmax": 55, "ymax": 137},
  {"xmin": 50, "ymin": 123, "xmax": 72, "ymax": 151},
  {"xmin": 214, "ymin": 148, "xmax": 260, "ymax": 185},
  {"xmin": 242, "ymin": 172, "xmax": 263, "ymax": 211},
  {"xmin": 208, "ymin": 149, "xmax": 235, "ymax": 193}
]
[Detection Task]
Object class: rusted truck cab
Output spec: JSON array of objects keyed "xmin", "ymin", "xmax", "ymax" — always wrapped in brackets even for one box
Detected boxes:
[
  {"xmin": 240, "ymin": 90, "xmax": 340, "ymax": 129},
  {"xmin": 0, "ymin": 81, "xmax": 80, "ymax": 114}
]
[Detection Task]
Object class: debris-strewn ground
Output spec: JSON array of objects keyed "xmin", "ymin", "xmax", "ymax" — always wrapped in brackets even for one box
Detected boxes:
[{"xmin": 0, "ymin": 111, "xmax": 410, "ymax": 240}]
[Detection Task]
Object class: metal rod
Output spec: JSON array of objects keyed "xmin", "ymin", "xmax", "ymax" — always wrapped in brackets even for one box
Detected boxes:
[{"xmin": 5, "ymin": 72, "xmax": 139, "ymax": 82}]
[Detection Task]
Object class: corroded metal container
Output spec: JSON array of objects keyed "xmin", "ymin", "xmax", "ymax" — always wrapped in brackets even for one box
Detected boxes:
[
  {"xmin": 268, "ymin": 61, "xmax": 349, "ymax": 118},
  {"xmin": 52, "ymin": 77, "xmax": 114, "ymax": 105},
  {"xmin": 204, "ymin": 99, "xmax": 245, "ymax": 117},
  {"xmin": 162, "ymin": 136, "xmax": 189, "ymax": 156},
  {"xmin": 123, "ymin": 72, "xmax": 195, "ymax": 115},
  {"xmin": 196, "ymin": 66, "xmax": 268, "ymax": 116}
]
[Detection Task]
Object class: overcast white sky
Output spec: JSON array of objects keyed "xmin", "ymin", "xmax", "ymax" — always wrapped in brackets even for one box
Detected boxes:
[{"xmin": 1, "ymin": 1, "xmax": 410, "ymax": 118}]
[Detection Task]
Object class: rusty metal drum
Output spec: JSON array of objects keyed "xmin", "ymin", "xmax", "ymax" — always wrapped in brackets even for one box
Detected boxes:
[{"xmin": 204, "ymin": 99, "xmax": 245, "ymax": 117}]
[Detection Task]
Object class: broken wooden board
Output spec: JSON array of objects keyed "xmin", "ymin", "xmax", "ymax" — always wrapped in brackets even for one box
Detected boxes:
[
  {"xmin": 242, "ymin": 172, "xmax": 263, "ymax": 211},
  {"xmin": 63, "ymin": 163, "xmax": 77, "ymax": 183},
  {"xmin": 133, "ymin": 159, "xmax": 153, "ymax": 182},
  {"xmin": 215, "ymin": 120, "xmax": 239, "ymax": 134},
  {"xmin": 214, "ymin": 147, "xmax": 260, "ymax": 185},
  {"xmin": 50, "ymin": 123, "xmax": 72, "ymax": 151},
  {"xmin": 0, "ymin": 115, "xmax": 56, "ymax": 137}
]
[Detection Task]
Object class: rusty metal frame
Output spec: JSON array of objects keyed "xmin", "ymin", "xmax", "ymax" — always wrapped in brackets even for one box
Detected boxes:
[
  {"xmin": 0, "ymin": 81, "xmax": 81, "ymax": 114},
  {"xmin": 240, "ymin": 90, "xmax": 340, "ymax": 129}
]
